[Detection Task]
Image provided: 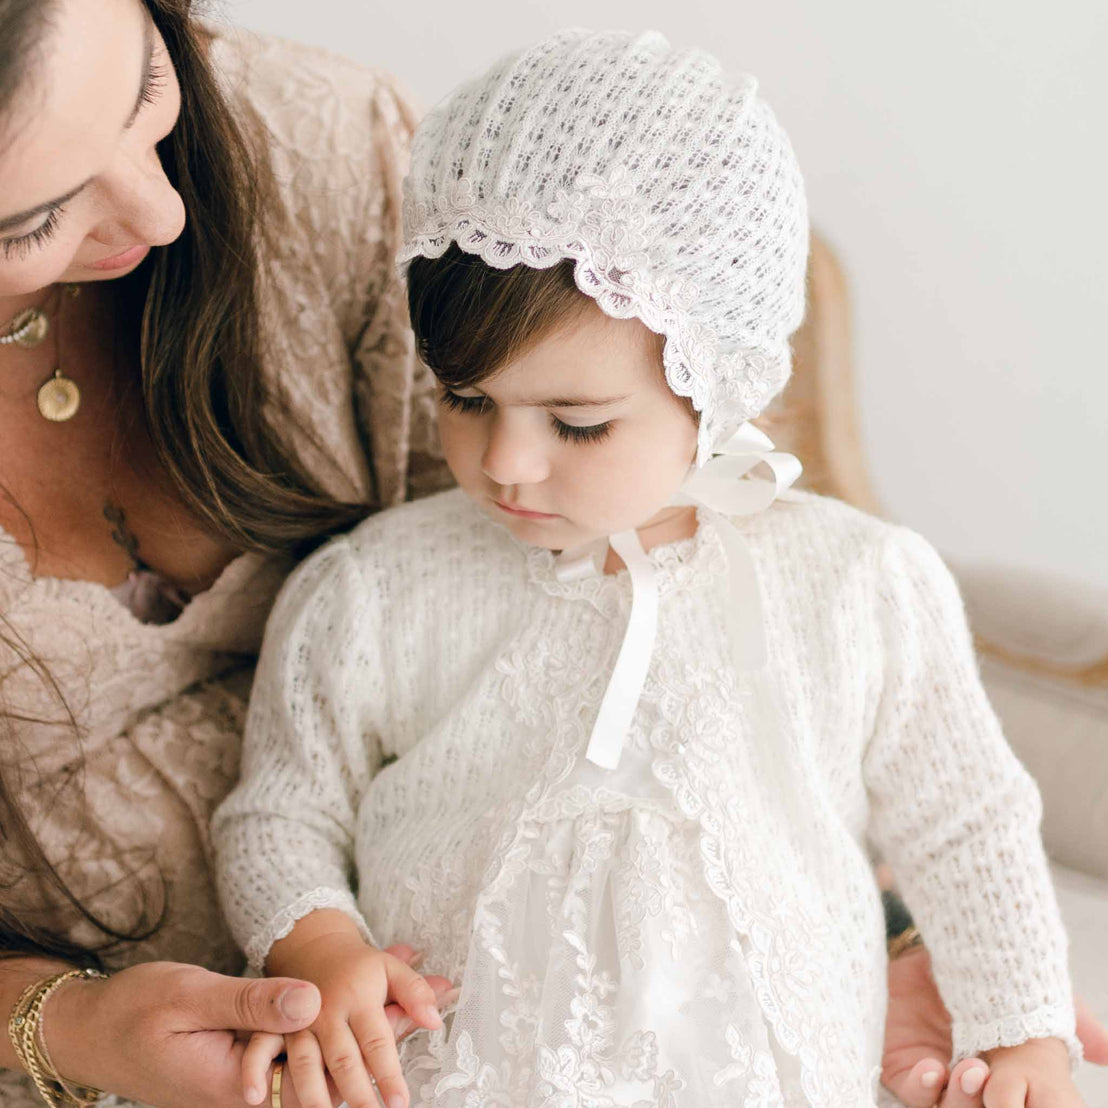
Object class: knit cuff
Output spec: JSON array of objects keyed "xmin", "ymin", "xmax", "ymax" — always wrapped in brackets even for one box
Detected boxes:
[
  {"xmin": 244, "ymin": 886, "xmax": 378, "ymax": 975},
  {"xmin": 952, "ymin": 1003, "xmax": 1082, "ymax": 1072}
]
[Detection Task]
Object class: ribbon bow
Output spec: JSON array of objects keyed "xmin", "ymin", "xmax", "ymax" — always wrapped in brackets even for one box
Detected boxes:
[{"xmin": 554, "ymin": 422, "xmax": 801, "ymax": 770}]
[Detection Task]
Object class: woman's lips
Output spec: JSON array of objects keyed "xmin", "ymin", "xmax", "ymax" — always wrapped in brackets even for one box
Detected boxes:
[
  {"xmin": 87, "ymin": 244, "xmax": 151, "ymax": 272},
  {"xmin": 494, "ymin": 499, "xmax": 560, "ymax": 521}
]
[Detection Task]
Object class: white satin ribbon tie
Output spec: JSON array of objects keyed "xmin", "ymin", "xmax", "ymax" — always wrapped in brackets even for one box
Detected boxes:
[{"xmin": 554, "ymin": 421, "xmax": 801, "ymax": 770}]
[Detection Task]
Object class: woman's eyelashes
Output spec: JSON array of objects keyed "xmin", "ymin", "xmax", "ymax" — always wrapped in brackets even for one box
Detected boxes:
[
  {"xmin": 1, "ymin": 207, "xmax": 64, "ymax": 260},
  {"xmin": 439, "ymin": 388, "xmax": 614, "ymax": 445},
  {"xmin": 141, "ymin": 61, "xmax": 168, "ymax": 109}
]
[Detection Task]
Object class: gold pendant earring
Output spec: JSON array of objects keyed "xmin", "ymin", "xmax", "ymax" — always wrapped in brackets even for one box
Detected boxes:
[
  {"xmin": 37, "ymin": 369, "xmax": 81, "ymax": 422},
  {"xmin": 37, "ymin": 284, "xmax": 81, "ymax": 423}
]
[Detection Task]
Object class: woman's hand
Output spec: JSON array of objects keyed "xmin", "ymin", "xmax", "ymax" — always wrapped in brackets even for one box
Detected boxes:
[
  {"xmin": 44, "ymin": 961, "xmax": 322, "ymax": 1108},
  {"xmin": 882, "ymin": 945, "xmax": 1106, "ymax": 1107},
  {"xmin": 882, "ymin": 945, "xmax": 992, "ymax": 1107}
]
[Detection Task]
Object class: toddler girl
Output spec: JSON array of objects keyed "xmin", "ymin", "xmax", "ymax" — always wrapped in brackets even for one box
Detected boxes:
[{"xmin": 213, "ymin": 30, "xmax": 1082, "ymax": 1108}]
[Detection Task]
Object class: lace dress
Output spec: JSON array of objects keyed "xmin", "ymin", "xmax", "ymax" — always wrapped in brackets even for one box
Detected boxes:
[{"xmin": 214, "ymin": 489, "xmax": 1076, "ymax": 1108}]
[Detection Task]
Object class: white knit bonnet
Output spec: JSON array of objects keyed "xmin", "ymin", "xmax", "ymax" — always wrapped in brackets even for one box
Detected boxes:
[
  {"xmin": 400, "ymin": 30, "xmax": 809, "ymax": 771},
  {"xmin": 398, "ymin": 28, "xmax": 810, "ymax": 465}
]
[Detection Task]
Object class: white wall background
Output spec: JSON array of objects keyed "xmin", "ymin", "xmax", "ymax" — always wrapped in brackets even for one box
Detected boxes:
[{"xmin": 223, "ymin": 0, "xmax": 1107, "ymax": 589}]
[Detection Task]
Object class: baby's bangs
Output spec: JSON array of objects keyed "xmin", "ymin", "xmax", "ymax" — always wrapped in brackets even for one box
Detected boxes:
[{"xmin": 406, "ymin": 244, "xmax": 589, "ymax": 390}]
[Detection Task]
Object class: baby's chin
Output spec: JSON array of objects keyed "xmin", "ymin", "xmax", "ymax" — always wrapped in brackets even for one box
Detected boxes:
[{"xmin": 493, "ymin": 513, "xmax": 592, "ymax": 551}]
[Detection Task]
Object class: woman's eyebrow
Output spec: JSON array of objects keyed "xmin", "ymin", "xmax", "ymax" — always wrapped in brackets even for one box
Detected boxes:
[{"xmin": 0, "ymin": 11, "xmax": 154, "ymax": 234}]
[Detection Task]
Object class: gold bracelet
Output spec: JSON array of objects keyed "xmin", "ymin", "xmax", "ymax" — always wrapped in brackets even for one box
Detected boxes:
[
  {"xmin": 8, "ymin": 968, "xmax": 110, "ymax": 1108},
  {"xmin": 887, "ymin": 925, "xmax": 926, "ymax": 960}
]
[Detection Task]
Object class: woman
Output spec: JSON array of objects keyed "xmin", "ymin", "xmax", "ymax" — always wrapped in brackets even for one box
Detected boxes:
[
  {"xmin": 0, "ymin": 2, "xmax": 1102, "ymax": 1107},
  {"xmin": 1, "ymin": 0, "xmax": 447, "ymax": 1104}
]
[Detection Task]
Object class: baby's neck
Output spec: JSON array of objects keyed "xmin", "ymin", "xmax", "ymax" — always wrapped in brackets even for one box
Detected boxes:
[{"xmin": 602, "ymin": 505, "xmax": 698, "ymax": 575}]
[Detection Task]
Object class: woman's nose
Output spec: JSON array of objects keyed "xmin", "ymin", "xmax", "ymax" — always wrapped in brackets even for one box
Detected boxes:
[
  {"xmin": 99, "ymin": 149, "xmax": 187, "ymax": 248},
  {"xmin": 481, "ymin": 412, "xmax": 550, "ymax": 487}
]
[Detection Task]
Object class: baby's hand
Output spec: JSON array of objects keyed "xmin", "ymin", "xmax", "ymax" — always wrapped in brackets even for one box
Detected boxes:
[
  {"xmin": 241, "ymin": 944, "xmax": 455, "ymax": 1108},
  {"xmin": 980, "ymin": 1037, "xmax": 1085, "ymax": 1107},
  {"xmin": 253, "ymin": 911, "xmax": 444, "ymax": 1108}
]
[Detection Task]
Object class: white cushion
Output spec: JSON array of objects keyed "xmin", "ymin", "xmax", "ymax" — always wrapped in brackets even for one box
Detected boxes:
[{"xmin": 980, "ymin": 656, "xmax": 1108, "ymax": 882}]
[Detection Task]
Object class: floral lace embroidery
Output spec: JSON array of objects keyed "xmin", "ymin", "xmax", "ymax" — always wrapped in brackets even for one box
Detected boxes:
[{"xmin": 397, "ymin": 558, "xmax": 894, "ymax": 1104}]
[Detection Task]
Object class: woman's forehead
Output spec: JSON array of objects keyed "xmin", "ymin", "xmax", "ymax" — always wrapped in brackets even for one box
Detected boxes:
[{"xmin": 0, "ymin": 0, "xmax": 147, "ymax": 223}]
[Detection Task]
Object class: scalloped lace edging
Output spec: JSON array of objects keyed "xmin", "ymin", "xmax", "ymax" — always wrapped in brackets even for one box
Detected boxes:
[
  {"xmin": 952, "ymin": 1004, "xmax": 1083, "ymax": 1071},
  {"xmin": 244, "ymin": 886, "xmax": 377, "ymax": 974}
]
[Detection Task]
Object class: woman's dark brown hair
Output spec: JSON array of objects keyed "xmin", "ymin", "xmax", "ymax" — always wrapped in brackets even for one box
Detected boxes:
[{"xmin": 1, "ymin": 0, "xmax": 370, "ymax": 966}]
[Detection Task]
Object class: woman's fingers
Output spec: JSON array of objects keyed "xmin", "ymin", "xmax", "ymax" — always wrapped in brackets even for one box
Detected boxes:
[
  {"xmin": 242, "ymin": 1033, "xmax": 285, "ymax": 1105},
  {"xmin": 258, "ymin": 1059, "xmax": 340, "ymax": 1108},
  {"xmin": 940, "ymin": 1058, "xmax": 990, "ymax": 1107},
  {"xmin": 349, "ymin": 1006, "xmax": 410, "ymax": 1108},
  {"xmin": 285, "ymin": 1029, "xmax": 331, "ymax": 1108},
  {"xmin": 1076, "ymin": 994, "xmax": 1108, "ymax": 1065},
  {"xmin": 383, "ymin": 943, "xmax": 423, "ymax": 970},
  {"xmin": 891, "ymin": 1057, "xmax": 948, "ymax": 1106},
  {"xmin": 192, "ymin": 971, "xmax": 322, "ymax": 1036}
]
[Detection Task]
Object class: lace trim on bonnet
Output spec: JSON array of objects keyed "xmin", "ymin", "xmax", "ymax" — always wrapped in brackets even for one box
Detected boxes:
[{"xmin": 398, "ymin": 169, "xmax": 789, "ymax": 464}]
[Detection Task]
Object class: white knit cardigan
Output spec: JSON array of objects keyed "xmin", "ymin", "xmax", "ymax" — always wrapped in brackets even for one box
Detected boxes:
[{"xmin": 213, "ymin": 488, "xmax": 1076, "ymax": 1105}]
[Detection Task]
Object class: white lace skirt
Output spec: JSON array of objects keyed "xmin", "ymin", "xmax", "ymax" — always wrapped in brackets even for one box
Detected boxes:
[{"xmin": 400, "ymin": 785, "xmax": 803, "ymax": 1106}]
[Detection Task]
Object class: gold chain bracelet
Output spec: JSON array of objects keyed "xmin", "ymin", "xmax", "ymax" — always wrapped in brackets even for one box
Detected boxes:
[{"xmin": 8, "ymin": 968, "xmax": 109, "ymax": 1108}]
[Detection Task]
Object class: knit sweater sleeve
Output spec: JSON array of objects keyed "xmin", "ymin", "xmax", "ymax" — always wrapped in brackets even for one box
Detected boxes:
[
  {"xmin": 862, "ymin": 525, "xmax": 1078, "ymax": 1065},
  {"xmin": 212, "ymin": 536, "xmax": 385, "ymax": 973}
]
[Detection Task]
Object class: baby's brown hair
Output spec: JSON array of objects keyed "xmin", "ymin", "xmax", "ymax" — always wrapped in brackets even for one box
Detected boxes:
[{"xmin": 406, "ymin": 244, "xmax": 666, "ymax": 391}]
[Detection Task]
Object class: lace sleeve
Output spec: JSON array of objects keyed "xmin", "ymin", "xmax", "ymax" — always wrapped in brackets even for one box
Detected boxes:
[
  {"xmin": 211, "ymin": 537, "xmax": 384, "ymax": 972},
  {"xmin": 863, "ymin": 526, "xmax": 1079, "ymax": 1066}
]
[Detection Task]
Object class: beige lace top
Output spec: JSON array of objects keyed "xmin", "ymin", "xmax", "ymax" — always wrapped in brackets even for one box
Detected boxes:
[{"xmin": 0, "ymin": 26, "xmax": 443, "ymax": 1094}]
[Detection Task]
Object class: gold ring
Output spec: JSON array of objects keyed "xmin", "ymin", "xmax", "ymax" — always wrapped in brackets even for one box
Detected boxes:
[
  {"xmin": 271, "ymin": 1061, "xmax": 284, "ymax": 1108},
  {"xmin": 887, "ymin": 925, "xmax": 925, "ymax": 960}
]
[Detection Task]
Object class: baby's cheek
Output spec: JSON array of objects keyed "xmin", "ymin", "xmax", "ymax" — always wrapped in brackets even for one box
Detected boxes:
[{"xmin": 579, "ymin": 442, "xmax": 684, "ymax": 527}]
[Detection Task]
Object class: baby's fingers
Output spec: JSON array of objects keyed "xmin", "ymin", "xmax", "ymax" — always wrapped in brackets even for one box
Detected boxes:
[
  {"xmin": 940, "ymin": 1059, "xmax": 989, "ymax": 1107},
  {"xmin": 242, "ymin": 1033, "xmax": 285, "ymax": 1105},
  {"xmin": 317, "ymin": 1023, "xmax": 380, "ymax": 1108},
  {"xmin": 385, "ymin": 956, "xmax": 443, "ymax": 1032},
  {"xmin": 285, "ymin": 1029, "xmax": 332, "ymax": 1108},
  {"xmin": 386, "ymin": 975, "xmax": 455, "ymax": 1040},
  {"xmin": 350, "ymin": 1007, "xmax": 410, "ymax": 1108}
]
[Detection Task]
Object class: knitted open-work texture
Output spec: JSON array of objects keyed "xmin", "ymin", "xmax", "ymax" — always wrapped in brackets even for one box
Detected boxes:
[{"xmin": 398, "ymin": 29, "xmax": 809, "ymax": 463}]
